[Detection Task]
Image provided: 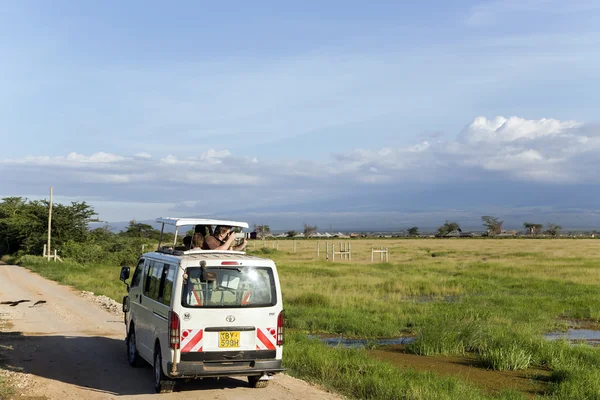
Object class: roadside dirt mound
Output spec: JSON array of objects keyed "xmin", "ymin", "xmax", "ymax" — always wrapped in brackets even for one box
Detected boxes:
[{"xmin": 79, "ymin": 291, "xmax": 122, "ymax": 316}]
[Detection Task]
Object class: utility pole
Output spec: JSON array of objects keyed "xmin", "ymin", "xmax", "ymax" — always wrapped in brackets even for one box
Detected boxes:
[{"xmin": 47, "ymin": 186, "xmax": 53, "ymax": 261}]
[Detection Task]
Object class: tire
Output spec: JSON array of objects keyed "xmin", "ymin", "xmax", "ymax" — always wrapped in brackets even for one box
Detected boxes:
[
  {"xmin": 127, "ymin": 328, "xmax": 143, "ymax": 367},
  {"xmin": 154, "ymin": 345, "xmax": 175, "ymax": 393},
  {"xmin": 248, "ymin": 375, "xmax": 269, "ymax": 388}
]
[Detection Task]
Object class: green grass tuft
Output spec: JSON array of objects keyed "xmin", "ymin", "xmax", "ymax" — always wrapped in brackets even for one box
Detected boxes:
[
  {"xmin": 289, "ymin": 292, "xmax": 331, "ymax": 307},
  {"xmin": 480, "ymin": 345, "xmax": 532, "ymax": 371}
]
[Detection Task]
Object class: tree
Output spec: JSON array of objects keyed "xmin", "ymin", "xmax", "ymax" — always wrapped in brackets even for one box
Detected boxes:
[
  {"xmin": 303, "ymin": 224, "xmax": 318, "ymax": 239},
  {"xmin": 287, "ymin": 230, "xmax": 297, "ymax": 238},
  {"xmin": 120, "ymin": 220, "xmax": 161, "ymax": 239},
  {"xmin": 545, "ymin": 223, "xmax": 562, "ymax": 237},
  {"xmin": 0, "ymin": 197, "xmax": 97, "ymax": 256},
  {"xmin": 437, "ymin": 221, "xmax": 460, "ymax": 237},
  {"xmin": 407, "ymin": 226, "xmax": 419, "ymax": 237},
  {"xmin": 253, "ymin": 224, "xmax": 270, "ymax": 240},
  {"xmin": 481, "ymin": 216, "xmax": 503, "ymax": 236},
  {"xmin": 89, "ymin": 224, "xmax": 113, "ymax": 241},
  {"xmin": 523, "ymin": 222, "xmax": 543, "ymax": 235}
]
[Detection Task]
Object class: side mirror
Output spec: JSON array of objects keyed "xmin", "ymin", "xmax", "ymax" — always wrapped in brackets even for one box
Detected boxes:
[{"xmin": 120, "ymin": 266, "xmax": 130, "ymax": 282}]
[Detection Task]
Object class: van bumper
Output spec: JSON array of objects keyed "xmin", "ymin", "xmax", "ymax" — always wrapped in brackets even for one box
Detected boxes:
[{"xmin": 167, "ymin": 360, "xmax": 284, "ymax": 379}]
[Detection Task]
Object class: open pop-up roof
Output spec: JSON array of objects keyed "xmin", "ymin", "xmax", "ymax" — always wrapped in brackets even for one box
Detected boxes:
[
  {"xmin": 156, "ymin": 217, "xmax": 249, "ymax": 229},
  {"xmin": 156, "ymin": 217, "xmax": 250, "ymax": 253}
]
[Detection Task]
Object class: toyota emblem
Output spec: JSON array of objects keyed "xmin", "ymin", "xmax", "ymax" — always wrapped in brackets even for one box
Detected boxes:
[{"xmin": 226, "ymin": 315, "xmax": 235, "ymax": 323}]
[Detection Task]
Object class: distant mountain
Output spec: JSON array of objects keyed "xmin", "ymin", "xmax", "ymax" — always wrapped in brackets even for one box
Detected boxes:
[{"xmin": 92, "ymin": 182, "xmax": 600, "ymax": 232}]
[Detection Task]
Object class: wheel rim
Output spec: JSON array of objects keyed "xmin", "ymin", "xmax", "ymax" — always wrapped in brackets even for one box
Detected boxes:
[
  {"xmin": 154, "ymin": 354, "xmax": 161, "ymax": 386},
  {"xmin": 128, "ymin": 332, "xmax": 136, "ymax": 362}
]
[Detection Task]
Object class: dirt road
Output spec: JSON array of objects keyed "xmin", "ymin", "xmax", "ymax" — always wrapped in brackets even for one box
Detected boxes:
[{"xmin": 0, "ymin": 264, "xmax": 340, "ymax": 400}]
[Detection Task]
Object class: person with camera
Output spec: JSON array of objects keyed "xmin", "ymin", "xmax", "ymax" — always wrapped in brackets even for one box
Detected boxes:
[{"xmin": 202, "ymin": 225, "xmax": 247, "ymax": 251}]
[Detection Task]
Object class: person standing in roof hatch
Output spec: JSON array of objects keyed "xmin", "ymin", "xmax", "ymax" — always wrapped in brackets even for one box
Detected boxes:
[
  {"xmin": 191, "ymin": 232, "xmax": 204, "ymax": 249},
  {"xmin": 203, "ymin": 225, "xmax": 247, "ymax": 251}
]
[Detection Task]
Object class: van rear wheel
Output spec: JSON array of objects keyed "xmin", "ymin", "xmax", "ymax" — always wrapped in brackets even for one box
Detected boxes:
[
  {"xmin": 154, "ymin": 345, "xmax": 175, "ymax": 393},
  {"xmin": 248, "ymin": 375, "xmax": 269, "ymax": 388}
]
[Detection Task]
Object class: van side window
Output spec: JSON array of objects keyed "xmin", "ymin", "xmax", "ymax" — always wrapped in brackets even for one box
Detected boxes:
[
  {"xmin": 131, "ymin": 259, "xmax": 144, "ymax": 288},
  {"xmin": 147, "ymin": 262, "xmax": 164, "ymax": 300},
  {"xmin": 160, "ymin": 264, "xmax": 176, "ymax": 306},
  {"xmin": 143, "ymin": 260, "xmax": 155, "ymax": 296}
]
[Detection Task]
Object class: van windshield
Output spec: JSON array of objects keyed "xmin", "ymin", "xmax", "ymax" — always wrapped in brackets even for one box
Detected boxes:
[{"xmin": 182, "ymin": 267, "xmax": 277, "ymax": 308}]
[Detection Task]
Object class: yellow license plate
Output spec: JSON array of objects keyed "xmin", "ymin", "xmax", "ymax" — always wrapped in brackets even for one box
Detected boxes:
[{"xmin": 219, "ymin": 331, "xmax": 240, "ymax": 348}]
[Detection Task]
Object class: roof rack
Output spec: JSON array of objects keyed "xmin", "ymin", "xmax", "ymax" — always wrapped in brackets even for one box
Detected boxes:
[
  {"xmin": 156, "ymin": 247, "xmax": 247, "ymax": 256},
  {"xmin": 155, "ymin": 217, "xmax": 250, "ymax": 252},
  {"xmin": 156, "ymin": 217, "xmax": 249, "ymax": 229}
]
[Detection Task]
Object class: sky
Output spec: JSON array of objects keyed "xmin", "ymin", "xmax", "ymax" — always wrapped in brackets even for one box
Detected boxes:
[{"xmin": 2, "ymin": 0, "xmax": 600, "ymax": 231}]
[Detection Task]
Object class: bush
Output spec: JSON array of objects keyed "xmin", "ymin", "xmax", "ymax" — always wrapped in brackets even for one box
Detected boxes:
[
  {"xmin": 249, "ymin": 247, "xmax": 278, "ymax": 255},
  {"xmin": 61, "ymin": 240, "xmax": 105, "ymax": 264},
  {"xmin": 290, "ymin": 293, "xmax": 331, "ymax": 307},
  {"xmin": 407, "ymin": 310, "xmax": 491, "ymax": 356},
  {"xmin": 480, "ymin": 345, "xmax": 532, "ymax": 371}
]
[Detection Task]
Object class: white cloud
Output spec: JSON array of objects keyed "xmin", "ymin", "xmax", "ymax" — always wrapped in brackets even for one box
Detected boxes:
[
  {"xmin": 134, "ymin": 152, "xmax": 152, "ymax": 159},
  {"xmin": 2, "ymin": 115, "xmax": 600, "ymax": 220},
  {"xmin": 66, "ymin": 152, "xmax": 125, "ymax": 163},
  {"xmin": 461, "ymin": 116, "xmax": 582, "ymax": 143},
  {"xmin": 328, "ymin": 116, "xmax": 600, "ymax": 184},
  {"xmin": 2, "ymin": 115, "xmax": 598, "ymax": 187},
  {"xmin": 466, "ymin": 0, "xmax": 600, "ymax": 26},
  {"xmin": 160, "ymin": 155, "xmax": 179, "ymax": 165},
  {"xmin": 11, "ymin": 152, "xmax": 126, "ymax": 166}
]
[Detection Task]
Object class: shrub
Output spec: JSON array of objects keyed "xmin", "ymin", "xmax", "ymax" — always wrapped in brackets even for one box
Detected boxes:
[
  {"xmin": 290, "ymin": 293, "xmax": 331, "ymax": 307},
  {"xmin": 480, "ymin": 345, "xmax": 532, "ymax": 371},
  {"xmin": 249, "ymin": 247, "xmax": 278, "ymax": 255}
]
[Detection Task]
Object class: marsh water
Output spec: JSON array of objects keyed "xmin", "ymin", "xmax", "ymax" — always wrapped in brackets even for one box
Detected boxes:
[
  {"xmin": 313, "ymin": 328, "xmax": 600, "ymax": 349},
  {"xmin": 309, "ymin": 334, "xmax": 415, "ymax": 348},
  {"xmin": 545, "ymin": 329, "xmax": 600, "ymax": 345}
]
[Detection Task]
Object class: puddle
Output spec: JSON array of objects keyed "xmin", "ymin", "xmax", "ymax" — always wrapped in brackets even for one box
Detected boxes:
[
  {"xmin": 309, "ymin": 334, "xmax": 415, "ymax": 348},
  {"xmin": 545, "ymin": 329, "xmax": 600, "ymax": 345}
]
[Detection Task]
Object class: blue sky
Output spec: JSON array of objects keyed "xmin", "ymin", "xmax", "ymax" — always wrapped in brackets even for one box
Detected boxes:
[{"xmin": 2, "ymin": 1, "xmax": 600, "ymax": 231}]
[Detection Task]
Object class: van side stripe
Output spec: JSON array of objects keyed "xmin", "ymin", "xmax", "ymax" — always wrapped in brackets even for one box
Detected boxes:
[
  {"xmin": 182, "ymin": 330, "xmax": 203, "ymax": 353},
  {"xmin": 257, "ymin": 328, "xmax": 276, "ymax": 350}
]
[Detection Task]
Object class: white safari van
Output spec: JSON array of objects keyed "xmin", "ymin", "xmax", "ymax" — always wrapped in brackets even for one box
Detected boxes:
[{"xmin": 119, "ymin": 217, "xmax": 284, "ymax": 393}]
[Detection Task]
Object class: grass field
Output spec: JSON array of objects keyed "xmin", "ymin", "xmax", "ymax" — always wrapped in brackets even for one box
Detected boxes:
[{"xmin": 14, "ymin": 238, "xmax": 600, "ymax": 399}]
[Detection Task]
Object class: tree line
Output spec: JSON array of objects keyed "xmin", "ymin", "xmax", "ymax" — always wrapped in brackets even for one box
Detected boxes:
[
  {"xmin": 0, "ymin": 196, "xmax": 575, "ymax": 267},
  {"xmin": 254, "ymin": 223, "xmax": 318, "ymax": 239},
  {"xmin": 0, "ymin": 197, "xmax": 172, "ymax": 265},
  {"xmin": 423, "ymin": 217, "xmax": 563, "ymax": 237},
  {"xmin": 256, "ymin": 218, "xmax": 565, "ymax": 238}
]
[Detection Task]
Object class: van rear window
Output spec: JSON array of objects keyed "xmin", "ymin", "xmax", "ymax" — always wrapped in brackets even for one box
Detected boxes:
[{"xmin": 182, "ymin": 267, "xmax": 277, "ymax": 308}]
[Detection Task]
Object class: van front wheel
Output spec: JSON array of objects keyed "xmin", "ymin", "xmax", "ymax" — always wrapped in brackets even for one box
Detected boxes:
[
  {"xmin": 248, "ymin": 375, "xmax": 269, "ymax": 388},
  {"xmin": 154, "ymin": 345, "xmax": 175, "ymax": 393},
  {"xmin": 127, "ymin": 328, "xmax": 143, "ymax": 367}
]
